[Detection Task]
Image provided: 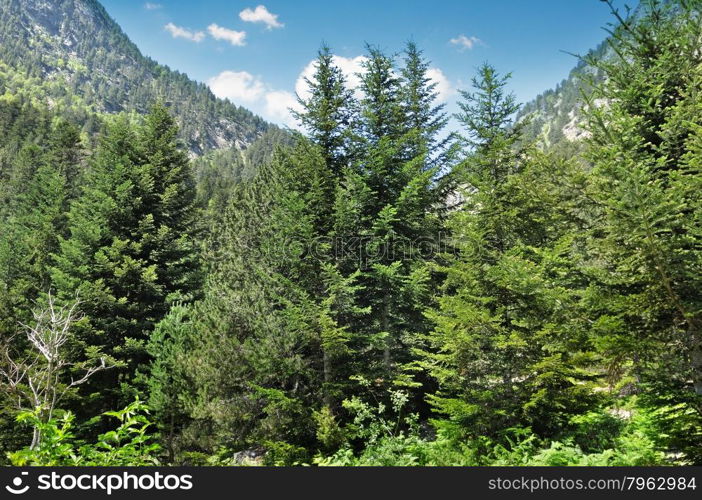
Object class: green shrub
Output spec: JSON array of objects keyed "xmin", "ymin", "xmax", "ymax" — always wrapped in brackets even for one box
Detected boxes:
[
  {"xmin": 316, "ymin": 434, "xmax": 478, "ymax": 467},
  {"xmin": 568, "ymin": 411, "xmax": 624, "ymax": 453},
  {"xmin": 313, "ymin": 406, "xmax": 346, "ymax": 453},
  {"xmin": 315, "ymin": 388, "xmax": 478, "ymax": 466},
  {"xmin": 9, "ymin": 400, "xmax": 160, "ymax": 466},
  {"xmin": 639, "ymin": 387, "xmax": 702, "ymax": 465},
  {"xmin": 480, "ymin": 407, "xmax": 666, "ymax": 466},
  {"xmin": 263, "ymin": 441, "xmax": 309, "ymax": 466}
]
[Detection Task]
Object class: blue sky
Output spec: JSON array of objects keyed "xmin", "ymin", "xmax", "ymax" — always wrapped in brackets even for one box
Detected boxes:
[{"xmin": 100, "ymin": 0, "xmax": 626, "ymax": 129}]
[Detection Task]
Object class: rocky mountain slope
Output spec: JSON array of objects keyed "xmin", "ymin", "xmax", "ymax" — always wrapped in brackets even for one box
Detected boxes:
[
  {"xmin": 0, "ymin": 0, "xmax": 274, "ymax": 155},
  {"xmin": 515, "ymin": 39, "xmax": 609, "ymax": 154},
  {"xmin": 515, "ymin": 2, "xmax": 660, "ymax": 155}
]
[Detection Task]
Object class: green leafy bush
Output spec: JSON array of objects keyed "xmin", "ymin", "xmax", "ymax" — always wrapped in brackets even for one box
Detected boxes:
[
  {"xmin": 568, "ymin": 411, "xmax": 624, "ymax": 453},
  {"xmin": 313, "ymin": 406, "xmax": 346, "ymax": 453},
  {"xmin": 484, "ymin": 407, "xmax": 666, "ymax": 466},
  {"xmin": 315, "ymin": 389, "xmax": 477, "ymax": 466},
  {"xmin": 262, "ymin": 441, "xmax": 309, "ymax": 466},
  {"xmin": 9, "ymin": 400, "xmax": 160, "ymax": 466}
]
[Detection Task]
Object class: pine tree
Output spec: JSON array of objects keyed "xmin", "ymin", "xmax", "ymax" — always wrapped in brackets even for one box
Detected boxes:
[
  {"xmin": 177, "ymin": 141, "xmax": 357, "ymax": 453},
  {"xmin": 400, "ymin": 41, "xmax": 455, "ymax": 169},
  {"xmin": 0, "ymin": 119, "xmax": 82, "ymax": 340},
  {"xmin": 0, "ymin": 116, "xmax": 82, "ymax": 459},
  {"xmin": 334, "ymin": 45, "xmax": 446, "ymax": 408},
  {"xmin": 423, "ymin": 64, "xmax": 597, "ymax": 442},
  {"xmin": 146, "ymin": 303, "xmax": 195, "ymax": 463},
  {"xmin": 455, "ymin": 63, "xmax": 521, "ymax": 185},
  {"xmin": 293, "ymin": 44, "xmax": 356, "ymax": 179},
  {"xmin": 582, "ymin": 0, "xmax": 702, "ymax": 462},
  {"xmin": 51, "ymin": 104, "xmax": 201, "ymax": 410}
]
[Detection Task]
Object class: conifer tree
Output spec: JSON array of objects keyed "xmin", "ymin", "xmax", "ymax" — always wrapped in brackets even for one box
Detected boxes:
[
  {"xmin": 294, "ymin": 44, "xmax": 356, "ymax": 179},
  {"xmin": 292, "ymin": 46, "xmax": 371, "ymax": 410},
  {"xmin": 337, "ymin": 45, "xmax": 445, "ymax": 403},
  {"xmin": 400, "ymin": 41, "xmax": 454, "ymax": 169},
  {"xmin": 423, "ymin": 64, "xmax": 596, "ymax": 441},
  {"xmin": 0, "ymin": 119, "xmax": 82, "ymax": 339},
  {"xmin": 146, "ymin": 303, "xmax": 195, "ymax": 463},
  {"xmin": 175, "ymin": 141, "xmax": 361, "ymax": 453},
  {"xmin": 51, "ymin": 104, "xmax": 201, "ymax": 408},
  {"xmin": 582, "ymin": 0, "xmax": 702, "ymax": 461}
]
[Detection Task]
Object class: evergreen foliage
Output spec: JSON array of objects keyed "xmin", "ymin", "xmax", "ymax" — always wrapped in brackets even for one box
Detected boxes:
[
  {"xmin": 50, "ymin": 103, "xmax": 201, "ymax": 412},
  {"xmin": 0, "ymin": 0, "xmax": 273, "ymax": 155},
  {"xmin": 0, "ymin": 0, "xmax": 700, "ymax": 467}
]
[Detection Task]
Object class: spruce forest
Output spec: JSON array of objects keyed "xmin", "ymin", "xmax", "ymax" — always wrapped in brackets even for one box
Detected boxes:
[{"xmin": 0, "ymin": 0, "xmax": 701, "ymax": 466}]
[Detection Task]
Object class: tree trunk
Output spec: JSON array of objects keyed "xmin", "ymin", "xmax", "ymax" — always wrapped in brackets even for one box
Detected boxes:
[
  {"xmin": 691, "ymin": 340, "xmax": 702, "ymax": 396},
  {"xmin": 30, "ymin": 426, "xmax": 40, "ymax": 450},
  {"xmin": 383, "ymin": 292, "xmax": 391, "ymax": 373},
  {"xmin": 323, "ymin": 348, "xmax": 332, "ymax": 407}
]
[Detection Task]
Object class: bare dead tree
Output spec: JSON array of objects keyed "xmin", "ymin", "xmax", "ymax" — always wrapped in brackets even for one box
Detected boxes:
[{"xmin": 0, "ymin": 292, "xmax": 113, "ymax": 448}]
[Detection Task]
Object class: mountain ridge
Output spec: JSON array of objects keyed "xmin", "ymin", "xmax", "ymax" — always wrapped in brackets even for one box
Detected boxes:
[
  {"xmin": 515, "ymin": 38, "xmax": 609, "ymax": 154},
  {"xmin": 0, "ymin": 0, "xmax": 275, "ymax": 155},
  {"xmin": 515, "ymin": 1, "xmax": 656, "ymax": 153}
]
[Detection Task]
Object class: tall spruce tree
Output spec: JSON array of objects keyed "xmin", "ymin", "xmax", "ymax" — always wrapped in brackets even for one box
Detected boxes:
[
  {"xmin": 582, "ymin": 0, "xmax": 702, "ymax": 462},
  {"xmin": 0, "ymin": 121, "xmax": 81, "ymax": 332},
  {"xmin": 294, "ymin": 44, "xmax": 356, "ymax": 180},
  {"xmin": 0, "ymin": 116, "xmax": 82, "ymax": 459},
  {"xmin": 168, "ymin": 141, "xmax": 365, "ymax": 456},
  {"xmin": 400, "ymin": 41, "xmax": 454, "ymax": 170},
  {"xmin": 333, "ymin": 45, "xmax": 446, "ymax": 409},
  {"xmin": 422, "ymin": 64, "xmax": 597, "ymax": 443},
  {"xmin": 292, "ymin": 44, "xmax": 370, "ymax": 411},
  {"xmin": 51, "ymin": 104, "xmax": 201, "ymax": 410}
]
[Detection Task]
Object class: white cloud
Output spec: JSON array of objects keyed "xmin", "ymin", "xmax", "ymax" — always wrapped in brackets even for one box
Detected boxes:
[
  {"xmin": 207, "ymin": 71, "xmax": 300, "ymax": 128},
  {"xmin": 264, "ymin": 91, "xmax": 301, "ymax": 128},
  {"xmin": 295, "ymin": 55, "xmax": 368, "ymax": 102},
  {"xmin": 164, "ymin": 23, "xmax": 205, "ymax": 43},
  {"xmin": 330, "ymin": 55, "xmax": 368, "ymax": 96},
  {"xmin": 294, "ymin": 61, "xmax": 317, "ymax": 102},
  {"xmin": 450, "ymin": 34, "xmax": 481, "ymax": 51},
  {"xmin": 207, "ymin": 71, "xmax": 265, "ymax": 103},
  {"xmin": 239, "ymin": 5, "xmax": 284, "ymax": 30},
  {"xmin": 426, "ymin": 67, "xmax": 454, "ymax": 103},
  {"xmin": 207, "ymin": 24, "xmax": 247, "ymax": 46},
  {"xmin": 144, "ymin": 2, "xmax": 162, "ymax": 10}
]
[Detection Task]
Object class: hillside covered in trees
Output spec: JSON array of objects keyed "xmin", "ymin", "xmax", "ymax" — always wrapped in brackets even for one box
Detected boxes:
[
  {"xmin": 0, "ymin": 0, "xmax": 700, "ymax": 467},
  {"xmin": 0, "ymin": 0, "xmax": 275, "ymax": 155}
]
